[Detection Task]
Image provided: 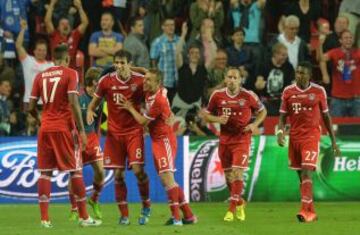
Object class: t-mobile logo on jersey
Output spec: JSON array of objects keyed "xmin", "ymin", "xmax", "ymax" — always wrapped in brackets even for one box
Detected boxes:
[
  {"xmin": 292, "ymin": 103, "xmax": 302, "ymax": 114},
  {"xmin": 113, "ymin": 93, "xmax": 125, "ymax": 105}
]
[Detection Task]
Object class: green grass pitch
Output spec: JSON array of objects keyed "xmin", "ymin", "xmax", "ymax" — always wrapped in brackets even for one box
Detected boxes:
[{"xmin": 1, "ymin": 202, "xmax": 359, "ymax": 235}]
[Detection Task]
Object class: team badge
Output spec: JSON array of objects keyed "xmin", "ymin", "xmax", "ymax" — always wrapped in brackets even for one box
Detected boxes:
[
  {"xmin": 239, "ymin": 99, "xmax": 246, "ymax": 106},
  {"xmin": 221, "ymin": 100, "xmax": 226, "ymax": 105},
  {"xmin": 309, "ymin": 93, "xmax": 315, "ymax": 100},
  {"xmin": 130, "ymin": 84, "xmax": 137, "ymax": 92}
]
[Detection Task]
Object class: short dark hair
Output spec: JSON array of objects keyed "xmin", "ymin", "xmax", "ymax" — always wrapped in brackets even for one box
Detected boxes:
[
  {"xmin": 129, "ymin": 16, "xmax": 143, "ymax": 28},
  {"xmin": 231, "ymin": 27, "xmax": 245, "ymax": 36},
  {"xmin": 161, "ymin": 17, "xmax": 175, "ymax": 25},
  {"xmin": 147, "ymin": 68, "xmax": 163, "ymax": 84},
  {"xmin": 225, "ymin": 66, "xmax": 241, "ymax": 76},
  {"xmin": 0, "ymin": 78, "xmax": 11, "ymax": 86},
  {"xmin": 188, "ymin": 43, "xmax": 201, "ymax": 52},
  {"xmin": 297, "ymin": 61, "xmax": 313, "ymax": 75},
  {"xmin": 34, "ymin": 39, "xmax": 48, "ymax": 49},
  {"xmin": 101, "ymin": 11, "xmax": 115, "ymax": 21},
  {"xmin": 53, "ymin": 44, "xmax": 69, "ymax": 61},
  {"xmin": 84, "ymin": 67, "xmax": 103, "ymax": 87},
  {"xmin": 340, "ymin": 29, "xmax": 352, "ymax": 38},
  {"xmin": 114, "ymin": 49, "xmax": 132, "ymax": 62}
]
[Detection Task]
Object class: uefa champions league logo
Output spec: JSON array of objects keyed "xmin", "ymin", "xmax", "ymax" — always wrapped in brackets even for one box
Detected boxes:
[{"xmin": 0, "ymin": 140, "xmax": 113, "ymax": 200}]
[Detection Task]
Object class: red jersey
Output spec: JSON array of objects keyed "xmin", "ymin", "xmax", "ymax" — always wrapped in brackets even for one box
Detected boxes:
[
  {"xmin": 144, "ymin": 88, "xmax": 173, "ymax": 140},
  {"xmin": 326, "ymin": 48, "xmax": 360, "ymax": 98},
  {"xmin": 30, "ymin": 66, "xmax": 79, "ymax": 132},
  {"xmin": 50, "ymin": 29, "xmax": 82, "ymax": 69},
  {"xmin": 95, "ymin": 71, "xmax": 144, "ymax": 135},
  {"xmin": 206, "ymin": 88, "xmax": 264, "ymax": 144},
  {"xmin": 280, "ymin": 83, "xmax": 328, "ymax": 141}
]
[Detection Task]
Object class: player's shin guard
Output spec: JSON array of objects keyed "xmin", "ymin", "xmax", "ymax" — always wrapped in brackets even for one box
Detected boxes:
[
  {"xmin": 138, "ymin": 180, "xmax": 151, "ymax": 208},
  {"xmin": 90, "ymin": 182, "xmax": 104, "ymax": 203},
  {"xmin": 38, "ymin": 174, "xmax": 51, "ymax": 221},
  {"xmin": 300, "ymin": 176, "xmax": 314, "ymax": 213},
  {"xmin": 115, "ymin": 180, "xmax": 129, "ymax": 217},
  {"xmin": 167, "ymin": 186, "xmax": 180, "ymax": 221},
  {"xmin": 229, "ymin": 180, "xmax": 243, "ymax": 213},
  {"xmin": 69, "ymin": 193, "xmax": 78, "ymax": 211},
  {"xmin": 70, "ymin": 173, "xmax": 89, "ymax": 220},
  {"xmin": 177, "ymin": 186, "xmax": 194, "ymax": 219}
]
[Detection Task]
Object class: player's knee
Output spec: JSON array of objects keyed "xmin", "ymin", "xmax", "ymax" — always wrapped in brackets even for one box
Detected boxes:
[
  {"xmin": 232, "ymin": 169, "xmax": 243, "ymax": 180},
  {"xmin": 132, "ymin": 165, "xmax": 147, "ymax": 181},
  {"xmin": 114, "ymin": 170, "xmax": 125, "ymax": 185}
]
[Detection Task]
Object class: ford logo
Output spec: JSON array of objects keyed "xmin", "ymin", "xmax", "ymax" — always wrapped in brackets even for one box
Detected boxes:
[{"xmin": 0, "ymin": 140, "xmax": 113, "ymax": 200}]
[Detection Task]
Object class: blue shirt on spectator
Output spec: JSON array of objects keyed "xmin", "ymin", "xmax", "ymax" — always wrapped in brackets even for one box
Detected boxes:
[
  {"xmin": 150, "ymin": 34, "xmax": 180, "ymax": 88},
  {"xmin": 0, "ymin": 0, "xmax": 31, "ymax": 41}
]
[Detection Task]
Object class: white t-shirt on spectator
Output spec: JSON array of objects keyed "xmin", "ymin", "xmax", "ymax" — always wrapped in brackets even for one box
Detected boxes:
[
  {"xmin": 278, "ymin": 33, "xmax": 301, "ymax": 69},
  {"xmin": 21, "ymin": 55, "xmax": 54, "ymax": 103}
]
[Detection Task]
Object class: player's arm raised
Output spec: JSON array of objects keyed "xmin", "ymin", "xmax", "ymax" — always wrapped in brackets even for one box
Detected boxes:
[
  {"xmin": 87, "ymin": 96, "xmax": 102, "ymax": 125},
  {"xmin": 322, "ymin": 112, "xmax": 341, "ymax": 156},
  {"xmin": 69, "ymin": 93, "xmax": 87, "ymax": 149}
]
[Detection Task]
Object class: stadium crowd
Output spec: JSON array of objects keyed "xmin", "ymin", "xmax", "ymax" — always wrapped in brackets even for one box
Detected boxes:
[{"xmin": 0, "ymin": 0, "xmax": 359, "ymax": 136}]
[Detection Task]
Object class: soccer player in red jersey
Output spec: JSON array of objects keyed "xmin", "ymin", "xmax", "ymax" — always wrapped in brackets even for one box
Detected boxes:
[
  {"xmin": 120, "ymin": 68, "xmax": 196, "ymax": 226},
  {"xmin": 68, "ymin": 68, "xmax": 105, "ymax": 221},
  {"xmin": 87, "ymin": 50, "xmax": 151, "ymax": 225},
  {"xmin": 202, "ymin": 67, "xmax": 267, "ymax": 222},
  {"xmin": 28, "ymin": 44, "xmax": 101, "ymax": 228},
  {"xmin": 277, "ymin": 61, "xmax": 341, "ymax": 223}
]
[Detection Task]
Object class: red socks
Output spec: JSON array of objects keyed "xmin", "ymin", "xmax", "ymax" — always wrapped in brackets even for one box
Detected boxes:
[
  {"xmin": 115, "ymin": 180, "xmax": 129, "ymax": 217},
  {"xmin": 138, "ymin": 180, "xmax": 151, "ymax": 208},
  {"xmin": 177, "ymin": 186, "xmax": 194, "ymax": 219},
  {"xmin": 228, "ymin": 180, "xmax": 243, "ymax": 213},
  {"xmin": 301, "ymin": 176, "xmax": 314, "ymax": 212},
  {"xmin": 70, "ymin": 173, "xmax": 89, "ymax": 220},
  {"xmin": 38, "ymin": 175, "xmax": 51, "ymax": 221},
  {"xmin": 167, "ymin": 186, "xmax": 180, "ymax": 220},
  {"xmin": 90, "ymin": 182, "xmax": 104, "ymax": 202}
]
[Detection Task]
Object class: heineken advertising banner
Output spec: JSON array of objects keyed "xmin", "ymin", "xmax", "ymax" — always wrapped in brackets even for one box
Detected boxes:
[{"xmin": 186, "ymin": 136, "xmax": 360, "ymax": 202}]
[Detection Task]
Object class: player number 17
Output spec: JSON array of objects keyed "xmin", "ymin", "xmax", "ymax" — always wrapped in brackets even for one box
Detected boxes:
[{"xmin": 43, "ymin": 77, "xmax": 61, "ymax": 104}]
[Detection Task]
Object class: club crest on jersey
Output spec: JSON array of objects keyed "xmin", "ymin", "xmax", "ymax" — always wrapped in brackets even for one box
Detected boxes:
[
  {"xmin": 221, "ymin": 100, "xmax": 227, "ymax": 105},
  {"xmin": 308, "ymin": 93, "xmax": 315, "ymax": 100},
  {"xmin": 130, "ymin": 84, "xmax": 138, "ymax": 92},
  {"xmin": 238, "ymin": 99, "xmax": 246, "ymax": 106}
]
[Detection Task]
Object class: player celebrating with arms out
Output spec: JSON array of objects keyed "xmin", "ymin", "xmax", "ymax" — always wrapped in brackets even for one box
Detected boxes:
[
  {"xmin": 68, "ymin": 67, "xmax": 105, "ymax": 221},
  {"xmin": 87, "ymin": 50, "xmax": 151, "ymax": 225},
  {"xmin": 277, "ymin": 61, "xmax": 341, "ymax": 223},
  {"xmin": 29, "ymin": 44, "xmax": 101, "ymax": 227},
  {"xmin": 120, "ymin": 68, "xmax": 196, "ymax": 226},
  {"xmin": 202, "ymin": 67, "xmax": 267, "ymax": 222}
]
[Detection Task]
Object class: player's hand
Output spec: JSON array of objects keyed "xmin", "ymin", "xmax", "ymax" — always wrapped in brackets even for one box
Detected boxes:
[
  {"xmin": 218, "ymin": 115, "xmax": 229, "ymax": 125},
  {"xmin": 277, "ymin": 132, "xmax": 286, "ymax": 147},
  {"xmin": 86, "ymin": 109, "xmax": 97, "ymax": 125},
  {"xmin": 243, "ymin": 123, "xmax": 256, "ymax": 133},
  {"xmin": 119, "ymin": 99, "xmax": 133, "ymax": 110},
  {"xmin": 79, "ymin": 131, "xmax": 87, "ymax": 151},
  {"xmin": 165, "ymin": 112, "xmax": 175, "ymax": 126},
  {"xmin": 332, "ymin": 143, "xmax": 341, "ymax": 156},
  {"xmin": 181, "ymin": 22, "xmax": 188, "ymax": 38}
]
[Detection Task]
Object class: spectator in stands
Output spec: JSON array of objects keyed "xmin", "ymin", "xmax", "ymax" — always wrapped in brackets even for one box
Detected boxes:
[
  {"xmin": 227, "ymin": 0, "xmax": 266, "ymax": 73},
  {"xmin": 226, "ymin": 27, "xmax": 253, "ymax": 84},
  {"xmin": 255, "ymin": 42, "xmax": 294, "ymax": 115},
  {"xmin": 16, "ymin": 19, "xmax": 53, "ymax": 108},
  {"xmin": 339, "ymin": 0, "xmax": 360, "ymax": 48},
  {"xmin": 45, "ymin": 0, "xmax": 88, "ymax": 70},
  {"xmin": 146, "ymin": 0, "xmax": 184, "ymax": 42},
  {"xmin": 320, "ymin": 30, "xmax": 360, "ymax": 117},
  {"xmin": 282, "ymin": 0, "xmax": 321, "ymax": 43},
  {"xmin": 9, "ymin": 110, "xmax": 26, "ymax": 136},
  {"xmin": 187, "ymin": 18, "xmax": 220, "ymax": 69},
  {"xmin": 0, "ymin": 79, "xmax": 12, "ymax": 136},
  {"xmin": 172, "ymin": 44, "xmax": 207, "ymax": 118},
  {"xmin": 322, "ymin": 16, "xmax": 349, "ymax": 53},
  {"xmin": 150, "ymin": 17, "xmax": 186, "ymax": 103},
  {"xmin": 0, "ymin": 53, "xmax": 15, "ymax": 83},
  {"xmin": 190, "ymin": 0, "xmax": 224, "ymax": 41},
  {"xmin": 21, "ymin": 112, "xmax": 38, "ymax": 136},
  {"xmin": 123, "ymin": 17, "xmax": 150, "ymax": 68},
  {"xmin": 88, "ymin": 11, "xmax": 124, "ymax": 69},
  {"xmin": 270, "ymin": 15, "xmax": 310, "ymax": 69},
  {"xmin": 0, "ymin": 0, "xmax": 36, "ymax": 60},
  {"xmin": 206, "ymin": 49, "xmax": 228, "ymax": 99}
]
